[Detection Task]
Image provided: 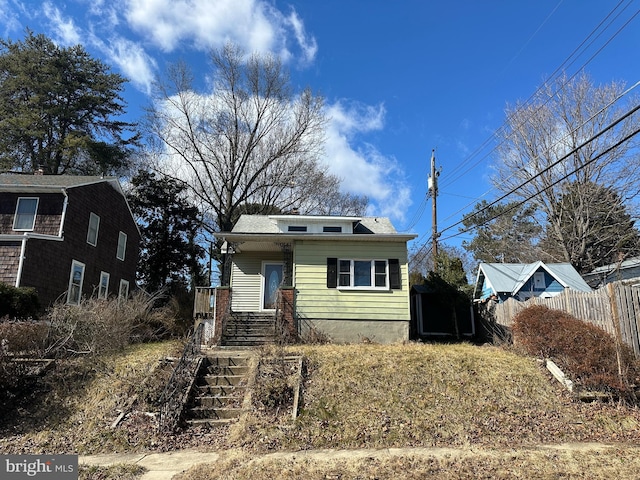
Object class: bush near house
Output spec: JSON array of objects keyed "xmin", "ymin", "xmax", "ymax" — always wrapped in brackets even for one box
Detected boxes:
[
  {"xmin": 0, "ymin": 284, "xmax": 39, "ymax": 319},
  {"xmin": 512, "ymin": 305, "xmax": 640, "ymax": 400}
]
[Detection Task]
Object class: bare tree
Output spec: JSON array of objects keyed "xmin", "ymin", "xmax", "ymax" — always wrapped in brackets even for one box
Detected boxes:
[
  {"xmin": 492, "ymin": 72, "xmax": 640, "ymax": 269},
  {"xmin": 146, "ymin": 43, "xmax": 364, "ymax": 233}
]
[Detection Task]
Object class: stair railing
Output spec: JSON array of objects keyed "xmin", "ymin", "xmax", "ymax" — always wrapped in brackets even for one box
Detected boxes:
[{"xmin": 158, "ymin": 322, "xmax": 204, "ymax": 432}]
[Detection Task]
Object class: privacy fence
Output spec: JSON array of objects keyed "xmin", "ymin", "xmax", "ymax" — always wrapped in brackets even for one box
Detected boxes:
[{"xmin": 483, "ymin": 281, "xmax": 640, "ymax": 357}]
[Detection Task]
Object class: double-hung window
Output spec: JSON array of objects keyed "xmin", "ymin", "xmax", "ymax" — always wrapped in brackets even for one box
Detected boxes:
[
  {"xmin": 117, "ymin": 231, "xmax": 127, "ymax": 260},
  {"xmin": 13, "ymin": 197, "xmax": 38, "ymax": 231},
  {"xmin": 119, "ymin": 279, "xmax": 129, "ymax": 300},
  {"xmin": 67, "ymin": 260, "xmax": 86, "ymax": 305},
  {"xmin": 338, "ymin": 259, "xmax": 389, "ymax": 289},
  {"xmin": 87, "ymin": 213, "xmax": 100, "ymax": 246},
  {"xmin": 98, "ymin": 271, "xmax": 110, "ymax": 299}
]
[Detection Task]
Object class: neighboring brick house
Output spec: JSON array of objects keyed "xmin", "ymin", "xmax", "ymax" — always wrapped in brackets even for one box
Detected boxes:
[{"xmin": 0, "ymin": 174, "xmax": 140, "ymax": 309}]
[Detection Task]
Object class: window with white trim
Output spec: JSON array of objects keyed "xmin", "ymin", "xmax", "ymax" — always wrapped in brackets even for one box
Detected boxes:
[
  {"xmin": 13, "ymin": 197, "xmax": 39, "ymax": 231},
  {"xmin": 117, "ymin": 231, "xmax": 127, "ymax": 260},
  {"xmin": 338, "ymin": 259, "xmax": 389, "ymax": 289},
  {"xmin": 87, "ymin": 212, "xmax": 100, "ymax": 246},
  {"xmin": 98, "ymin": 271, "xmax": 110, "ymax": 299},
  {"xmin": 327, "ymin": 257, "xmax": 401, "ymax": 290},
  {"xmin": 67, "ymin": 260, "xmax": 85, "ymax": 305},
  {"xmin": 119, "ymin": 279, "xmax": 129, "ymax": 300}
]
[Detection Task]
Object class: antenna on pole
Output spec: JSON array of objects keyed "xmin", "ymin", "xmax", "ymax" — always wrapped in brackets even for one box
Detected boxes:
[{"xmin": 428, "ymin": 149, "xmax": 439, "ymax": 270}]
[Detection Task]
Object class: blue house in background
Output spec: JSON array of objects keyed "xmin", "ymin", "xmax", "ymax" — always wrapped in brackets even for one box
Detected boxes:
[{"xmin": 473, "ymin": 261, "xmax": 592, "ymax": 303}]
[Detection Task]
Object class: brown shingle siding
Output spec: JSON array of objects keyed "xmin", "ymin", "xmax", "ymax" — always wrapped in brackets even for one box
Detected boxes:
[{"xmin": 0, "ymin": 242, "xmax": 21, "ymax": 286}]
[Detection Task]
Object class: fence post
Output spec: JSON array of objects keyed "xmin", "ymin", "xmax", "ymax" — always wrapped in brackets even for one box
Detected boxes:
[{"xmin": 607, "ymin": 282, "xmax": 625, "ymax": 380}]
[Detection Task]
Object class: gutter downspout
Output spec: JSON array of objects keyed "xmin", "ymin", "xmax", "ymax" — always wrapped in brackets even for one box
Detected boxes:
[
  {"xmin": 58, "ymin": 188, "xmax": 69, "ymax": 238},
  {"xmin": 15, "ymin": 189, "xmax": 68, "ymax": 288},
  {"xmin": 15, "ymin": 233, "xmax": 28, "ymax": 288}
]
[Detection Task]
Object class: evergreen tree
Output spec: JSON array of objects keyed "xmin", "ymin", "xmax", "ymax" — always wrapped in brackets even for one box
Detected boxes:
[
  {"xmin": 460, "ymin": 200, "xmax": 542, "ymax": 263},
  {"xmin": 128, "ymin": 171, "xmax": 206, "ymax": 293},
  {"xmin": 0, "ymin": 31, "xmax": 137, "ymax": 174}
]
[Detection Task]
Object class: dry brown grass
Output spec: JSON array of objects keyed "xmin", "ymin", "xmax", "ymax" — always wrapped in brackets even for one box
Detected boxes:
[
  {"xmin": 0, "ymin": 340, "xmax": 181, "ymax": 454},
  {"xmin": 176, "ymin": 445, "xmax": 640, "ymax": 480},
  {"xmin": 79, "ymin": 463, "xmax": 146, "ymax": 480},
  {"xmin": 5, "ymin": 339, "xmax": 640, "ymax": 480},
  {"xmin": 227, "ymin": 343, "xmax": 640, "ymax": 452}
]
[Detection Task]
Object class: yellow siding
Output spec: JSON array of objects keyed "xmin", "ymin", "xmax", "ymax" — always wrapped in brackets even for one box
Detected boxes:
[{"xmin": 294, "ymin": 240, "xmax": 410, "ymax": 321}]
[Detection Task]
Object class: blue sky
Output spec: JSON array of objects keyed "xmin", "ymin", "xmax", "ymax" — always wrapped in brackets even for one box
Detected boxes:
[{"xmin": 1, "ymin": 0, "xmax": 639, "ymax": 255}]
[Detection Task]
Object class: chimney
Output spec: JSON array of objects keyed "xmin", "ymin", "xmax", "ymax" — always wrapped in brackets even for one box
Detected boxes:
[
  {"xmin": 290, "ymin": 207, "xmax": 299, "ymax": 215},
  {"xmin": 34, "ymin": 167, "xmax": 44, "ymax": 176}
]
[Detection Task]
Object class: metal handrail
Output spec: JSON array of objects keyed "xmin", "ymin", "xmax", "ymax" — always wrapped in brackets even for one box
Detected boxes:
[{"xmin": 157, "ymin": 322, "xmax": 204, "ymax": 431}]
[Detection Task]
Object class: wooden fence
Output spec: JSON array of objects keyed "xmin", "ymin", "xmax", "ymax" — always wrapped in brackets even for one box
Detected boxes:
[
  {"xmin": 486, "ymin": 281, "xmax": 640, "ymax": 357},
  {"xmin": 193, "ymin": 287, "xmax": 215, "ymax": 319}
]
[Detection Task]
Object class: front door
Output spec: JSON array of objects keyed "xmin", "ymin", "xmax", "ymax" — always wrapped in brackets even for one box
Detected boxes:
[{"xmin": 262, "ymin": 263, "xmax": 284, "ymax": 310}]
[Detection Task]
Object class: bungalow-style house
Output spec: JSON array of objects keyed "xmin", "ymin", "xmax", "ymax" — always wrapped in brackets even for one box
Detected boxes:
[
  {"xmin": 0, "ymin": 174, "xmax": 140, "ymax": 309},
  {"xmin": 473, "ymin": 261, "xmax": 592, "ymax": 303},
  {"xmin": 582, "ymin": 257, "xmax": 640, "ymax": 288},
  {"xmin": 211, "ymin": 214, "xmax": 417, "ymax": 344}
]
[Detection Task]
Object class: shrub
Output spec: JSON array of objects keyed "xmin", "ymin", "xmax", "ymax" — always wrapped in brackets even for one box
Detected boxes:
[
  {"xmin": 0, "ymin": 321, "xmax": 48, "ymax": 355},
  {"xmin": 45, "ymin": 291, "xmax": 178, "ymax": 357},
  {"xmin": 512, "ymin": 305, "xmax": 639, "ymax": 398},
  {"xmin": 0, "ymin": 284, "xmax": 39, "ymax": 319}
]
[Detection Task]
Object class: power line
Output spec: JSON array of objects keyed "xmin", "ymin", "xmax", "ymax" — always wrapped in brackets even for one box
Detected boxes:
[
  {"xmin": 440, "ymin": 121, "xmax": 640, "ymax": 243},
  {"xmin": 440, "ymin": 1, "xmax": 639, "ymax": 192}
]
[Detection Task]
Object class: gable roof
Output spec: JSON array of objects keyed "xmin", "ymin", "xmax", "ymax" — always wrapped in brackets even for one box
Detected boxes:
[
  {"xmin": 477, "ymin": 261, "xmax": 592, "ymax": 296},
  {"xmin": 0, "ymin": 174, "xmax": 139, "ymax": 236}
]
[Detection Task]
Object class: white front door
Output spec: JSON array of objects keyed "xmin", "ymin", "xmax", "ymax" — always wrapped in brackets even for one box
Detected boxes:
[{"xmin": 262, "ymin": 263, "xmax": 284, "ymax": 310}]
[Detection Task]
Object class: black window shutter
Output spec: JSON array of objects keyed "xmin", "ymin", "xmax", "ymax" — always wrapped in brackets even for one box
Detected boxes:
[
  {"xmin": 327, "ymin": 258, "xmax": 338, "ymax": 288},
  {"xmin": 389, "ymin": 259, "xmax": 401, "ymax": 289}
]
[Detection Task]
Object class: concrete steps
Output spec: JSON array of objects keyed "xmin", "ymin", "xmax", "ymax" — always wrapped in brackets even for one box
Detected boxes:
[
  {"xmin": 185, "ymin": 353, "xmax": 253, "ymax": 426},
  {"xmin": 221, "ymin": 313, "xmax": 277, "ymax": 347}
]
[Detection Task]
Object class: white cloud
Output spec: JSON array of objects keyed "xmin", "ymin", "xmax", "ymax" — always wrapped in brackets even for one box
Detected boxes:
[
  {"xmin": 122, "ymin": 0, "xmax": 316, "ymax": 63},
  {"xmin": 0, "ymin": 0, "xmax": 22, "ymax": 36},
  {"xmin": 324, "ymin": 100, "xmax": 411, "ymax": 221},
  {"xmin": 42, "ymin": 2, "xmax": 82, "ymax": 45},
  {"xmin": 287, "ymin": 9, "xmax": 317, "ymax": 65},
  {"xmin": 99, "ymin": 36, "xmax": 157, "ymax": 95}
]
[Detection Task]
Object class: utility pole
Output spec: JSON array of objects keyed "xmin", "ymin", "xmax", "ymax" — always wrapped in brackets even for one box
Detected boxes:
[{"xmin": 428, "ymin": 149, "xmax": 439, "ymax": 269}]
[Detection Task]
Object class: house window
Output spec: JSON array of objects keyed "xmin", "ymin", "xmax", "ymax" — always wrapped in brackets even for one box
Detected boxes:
[
  {"xmin": 87, "ymin": 213, "xmax": 100, "ymax": 246},
  {"xmin": 533, "ymin": 272, "xmax": 545, "ymax": 290},
  {"xmin": 98, "ymin": 271, "xmax": 110, "ymax": 299},
  {"xmin": 117, "ymin": 231, "xmax": 127, "ymax": 260},
  {"xmin": 338, "ymin": 259, "xmax": 389, "ymax": 289},
  {"xmin": 119, "ymin": 279, "xmax": 129, "ymax": 300},
  {"xmin": 328, "ymin": 257, "xmax": 401, "ymax": 290},
  {"xmin": 67, "ymin": 260, "xmax": 85, "ymax": 305},
  {"xmin": 288, "ymin": 226, "xmax": 307, "ymax": 232},
  {"xmin": 13, "ymin": 197, "xmax": 38, "ymax": 231},
  {"xmin": 323, "ymin": 226, "xmax": 342, "ymax": 233}
]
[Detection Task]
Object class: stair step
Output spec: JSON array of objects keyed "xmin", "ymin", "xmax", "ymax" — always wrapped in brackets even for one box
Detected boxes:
[
  {"xmin": 186, "ymin": 418, "xmax": 237, "ymax": 427},
  {"xmin": 204, "ymin": 356, "xmax": 249, "ymax": 367},
  {"xmin": 194, "ymin": 395, "xmax": 244, "ymax": 408},
  {"xmin": 204, "ymin": 364, "xmax": 250, "ymax": 376},
  {"xmin": 223, "ymin": 339, "xmax": 275, "ymax": 347},
  {"xmin": 197, "ymin": 384, "xmax": 246, "ymax": 396},
  {"xmin": 201, "ymin": 374, "xmax": 246, "ymax": 386},
  {"xmin": 189, "ymin": 406, "xmax": 244, "ymax": 420}
]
